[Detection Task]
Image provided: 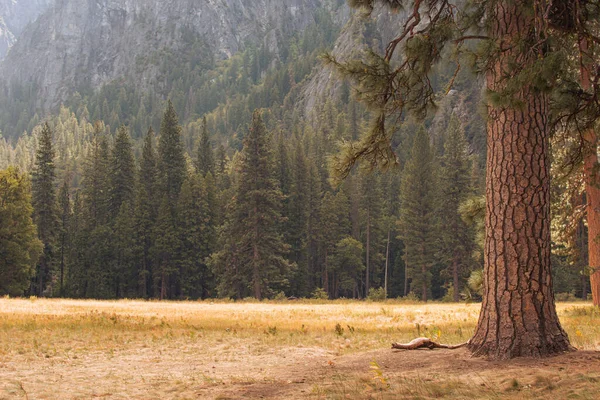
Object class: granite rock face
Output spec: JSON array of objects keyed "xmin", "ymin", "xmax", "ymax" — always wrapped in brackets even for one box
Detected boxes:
[
  {"xmin": 0, "ymin": 0, "xmax": 54, "ymax": 59},
  {"xmin": 0, "ymin": 0, "xmax": 325, "ymax": 108}
]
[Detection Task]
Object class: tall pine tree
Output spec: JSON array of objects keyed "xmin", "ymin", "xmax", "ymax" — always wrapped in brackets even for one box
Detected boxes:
[
  {"xmin": 109, "ymin": 126, "xmax": 136, "ymax": 219},
  {"xmin": 158, "ymin": 100, "xmax": 186, "ymax": 205},
  {"xmin": 438, "ymin": 114, "xmax": 474, "ymax": 301},
  {"xmin": 0, "ymin": 167, "xmax": 43, "ymax": 296},
  {"xmin": 211, "ymin": 111, "xmax": 292, "ymax": 299},
  {"xmin": 135, "ymin": 127, "xmax": 158, "ymax": 298},
  {"xmin": 197, "ymin": 116, "xmax": 214, "ymax": 176},
  {"xmin": 31, "ymin": 123, "xmax": 59, "ymax": 295},
  {"xmin": 398, "ymin": 127, "xmax": 437, "ymax": 301}
]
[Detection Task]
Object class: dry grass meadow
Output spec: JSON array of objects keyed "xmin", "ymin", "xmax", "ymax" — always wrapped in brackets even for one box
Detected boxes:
[{"xmin": 1, "ymin": 298, "xmax": 599, "ymax": 399}]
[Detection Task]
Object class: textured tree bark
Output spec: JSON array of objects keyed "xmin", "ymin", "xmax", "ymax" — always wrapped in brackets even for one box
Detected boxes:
[{"xmin": 468, "ymin": 1, "xmax": 572, "ymax": 359}]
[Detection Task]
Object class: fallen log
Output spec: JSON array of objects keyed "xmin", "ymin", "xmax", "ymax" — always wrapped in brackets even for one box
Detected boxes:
[{"xmin": 391, "ymin": 337, "xmax": 468, "ymax": 350}]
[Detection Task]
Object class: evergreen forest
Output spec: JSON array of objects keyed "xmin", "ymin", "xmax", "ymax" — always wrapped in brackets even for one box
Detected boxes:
[{"xmin": 0, "ymin": 1, "xmax": 593, "ymax": 304}]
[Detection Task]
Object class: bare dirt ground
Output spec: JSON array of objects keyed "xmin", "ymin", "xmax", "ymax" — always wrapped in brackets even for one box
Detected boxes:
[
  {"xmin": 1, "ymin": 299, "xmax": 599, "ymax": 399},
  {"xmin": 2, "ymin": 345, "xmax": 600, "ymax": 399}
]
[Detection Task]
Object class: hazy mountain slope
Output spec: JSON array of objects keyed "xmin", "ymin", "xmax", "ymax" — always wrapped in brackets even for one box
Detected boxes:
[
  {"xmin": 0, "ymin": 0, "xmax": 324, "ymax": 109},
  {"xmin": 0, "ymin": 0, "xmax": 53, "ymax": 59}
]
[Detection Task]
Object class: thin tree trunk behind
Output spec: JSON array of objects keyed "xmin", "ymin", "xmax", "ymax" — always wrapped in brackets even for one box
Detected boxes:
[
  {"xmin": 404, "ymin": 248, "xmax": 409, "ymax": 296},
  {"xmin": 580, "ymin": 37, "xmax": 600, "ymax": 307},
  {"xmin": 452, "ymin": 255, "xmax": 459, "ymax": 302},
  {"xmin": 366, "ymin": 210, "xmax": 370, "ymax": 296},
  {"xmin": 468, "ymin": 0, "xmax": 572, "ymax": 359},
  {"xmin": 385, "ymin": 229, "xmax": 390, "ymax": 297},
  {"xmin": 584, "ymin": 130, "xmax": 600, "ymax": 306}
]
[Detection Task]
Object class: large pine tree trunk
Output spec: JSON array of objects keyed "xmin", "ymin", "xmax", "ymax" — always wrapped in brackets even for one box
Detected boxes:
[{"xmin": 468, "ymin": 1, "xmax": 572, "ymax": 358}]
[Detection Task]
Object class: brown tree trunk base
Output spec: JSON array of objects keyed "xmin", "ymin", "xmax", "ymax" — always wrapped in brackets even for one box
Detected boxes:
[{"xmin": 392, "ymin": 337, "xmax": 468, "ymax": 350}]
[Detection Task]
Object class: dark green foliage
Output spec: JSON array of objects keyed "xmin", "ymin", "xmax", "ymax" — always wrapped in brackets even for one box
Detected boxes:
[
  {"xmin": 134, "ymin": 128, "xmax": 159, "ymax": 298},
  {"xmin": 319, "ymin": 190, "xmax": 351, "ymax": 297},
  {"xmin": 437, "ymin": 114, "xmax": 475, "ymax": 300},
  {"xmin": 57, "ymin": 177, "xmax": 72, "ymax": 297},
  {"xmin": 109, "ymin": 126, "xmax": 136, "ymax": 219},
  {"xmin": 0, "ymin": 167, "xmax": 43, "ymax": 296},
  {"xmin": 153, "ymin": 195, "xmax": 180, "ymax": 300},
  {"xmin": 397, "ymin": 127, "xmax": 437, "ymax": 301},
  {"xmin": 177, "ymin": 174, "xmax": 215, "ymax": 299},
  {"xmin": 113, "ymin": 200, "xmax": 137, "ymax": 298},
  {"xmin": 158, "ymin": 100, "xmax": 186, "ymax": 205},
  {"xmin": 328, "ymin": 237, "xmax": 365, "ymax": 298},
  {"xmin": 211, "ymin": 111, "xmax": 292, "ymax": 299},
  {"xmin": 31, "ymin": 123, "xmax": 59, "ymax": 295},
  {"xmin": 197, "ymin": 117, "xmax": 214, "ymax": 176},
  {"xmin": 82, "ymin": 123, "xmax": 111, "ymax": 227},
  {"xmin": 360, "ymin": 172, "xmax": 385, "ymax": 296},
  {"xmin": 8, "ymin": 1, "xmax": 592, "ymax": 302},
  {"xmin": 287, "ymin": 141, "xmax": 310, "ymax": 295}
]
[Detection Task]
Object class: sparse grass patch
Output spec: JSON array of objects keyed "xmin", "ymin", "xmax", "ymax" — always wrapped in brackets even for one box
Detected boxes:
[{"xmin": 0, "ymin": 299, "xmax": 598, "ymax": 399}]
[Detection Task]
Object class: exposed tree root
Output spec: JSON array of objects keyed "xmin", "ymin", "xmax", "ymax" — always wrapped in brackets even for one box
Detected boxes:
[{"xmin": 392, "ymin": 337, "xmax": 469, "ymax": 350}]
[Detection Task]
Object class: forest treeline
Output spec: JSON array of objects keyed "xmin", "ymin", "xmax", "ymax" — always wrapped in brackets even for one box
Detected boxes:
[
  {"xmin": 0, "ymin": 1, "xmax": 592, "ymax": 301},
  {"xmin": 0, "ymin": 97, "xmax": 588, "ymax": 300}
]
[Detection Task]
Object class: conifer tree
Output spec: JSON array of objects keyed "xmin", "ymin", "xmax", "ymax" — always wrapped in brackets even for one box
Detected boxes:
[
  {"xmin": 135, "ymin": 127, "xmax": 158, "ymax": 298},
  {"xmin": 197, "ymin": 116, "xmax": 214, "ymax": 176},
  {"xmin": 31, "ymin": 123, "xmax": 58, "ymax": 295},
  {"xmin": 0, "ymin": 167, "xmax": 43, "ymax": 296},
  {"xmin": 275, "ymin": 132, "xmax": 292, "ymax": 197},
  {"xmin": 360, "ymin": 172, "xmax": 385, "ymax": 296},
  {"xmin": 109, "ymin": 126, "xmax": 135, "ymax": 219},
  {"xmin": 438, "ymin": 114, "xmax": 473, "ymax": 301},
  {"xmin": 68, "ymin": 191, "xmax": 85, "ymax": 297},
  {"xmin": 177, "ymin": 174, "xmax": 214, "ymax": 299},
  {"xmin": 211, "ymin": 111, "xmax": 292, "ymax": 299},
  {"xmin": 288, "ymin": 140, "xmax": 310, "ymax": 295},
  {"xmin": 79, "ymin": 122, "xmax": 112, "ymax": 297},
  {"xmin": 152, "ymin": 195, "xmax": 180, "ymax": 300},
  {"xmin": 158, "ymin": 100, "xmax": 186, "ymax": 205},
  {"xmin": 319, "ymin": 190, "xmax": 351, "ymax": 297},
  {"xmin": 398, "ymin": 127, "xmax": 437, "ymax": 301},
  {"xmin": 113, "ymin": 200, "xmax": 136, "ymax": 298},
  {"xmin": 57, "ymin": 177, "xmax": 72, "ymax": 297},
  {"xmin": 305, "ymin": 155, "xmax": 323, "ymax": 294},
  {"xmin": 82, "ymin": 122, "xmax": 110, "ymax": 227}
]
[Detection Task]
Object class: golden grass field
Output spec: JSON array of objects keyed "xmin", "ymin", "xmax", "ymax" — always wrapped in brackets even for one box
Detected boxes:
[{"xmin": 1, "ymin": 298, "xmax": 599, "ymax": 399}]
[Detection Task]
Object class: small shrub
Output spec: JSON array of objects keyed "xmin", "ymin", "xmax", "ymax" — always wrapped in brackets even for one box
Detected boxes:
[
  {"xmin": 335, "ymin": 323, "xmax": 344, "ymax": 336},
  {"xmin": 555, "ymin": 292, "xmax": 577, "ymax": 302},
  {"xmin": 311, "ymin": 287, "xmax": 329, "ymax": 300},
  {"xmin": 273, "ymin": 291, "xmax": 287, "ymax": 301},
  {"xmin": 367, "ymin": 287, "xmax": 387, "ymax": 301},
  {"xmin": 401, "ymin": 292, "xmax": 420, "ymax": 302},
  {"xmin": 468, "ymin": 270, "xmax": 484, "ymax": 296},
  {"xmin": 441, "ymin": 284, "xmax": 455, "ymax": 303}
]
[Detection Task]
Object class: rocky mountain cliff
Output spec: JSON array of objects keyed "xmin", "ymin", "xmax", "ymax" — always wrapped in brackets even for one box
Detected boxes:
[
  {"xmin": 1, "ymin": 0, "xmax": 330, "ymax": 109},
  {"xmin": 0, "ymin": 0, "xmax": 53, "ymax": 59}
]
